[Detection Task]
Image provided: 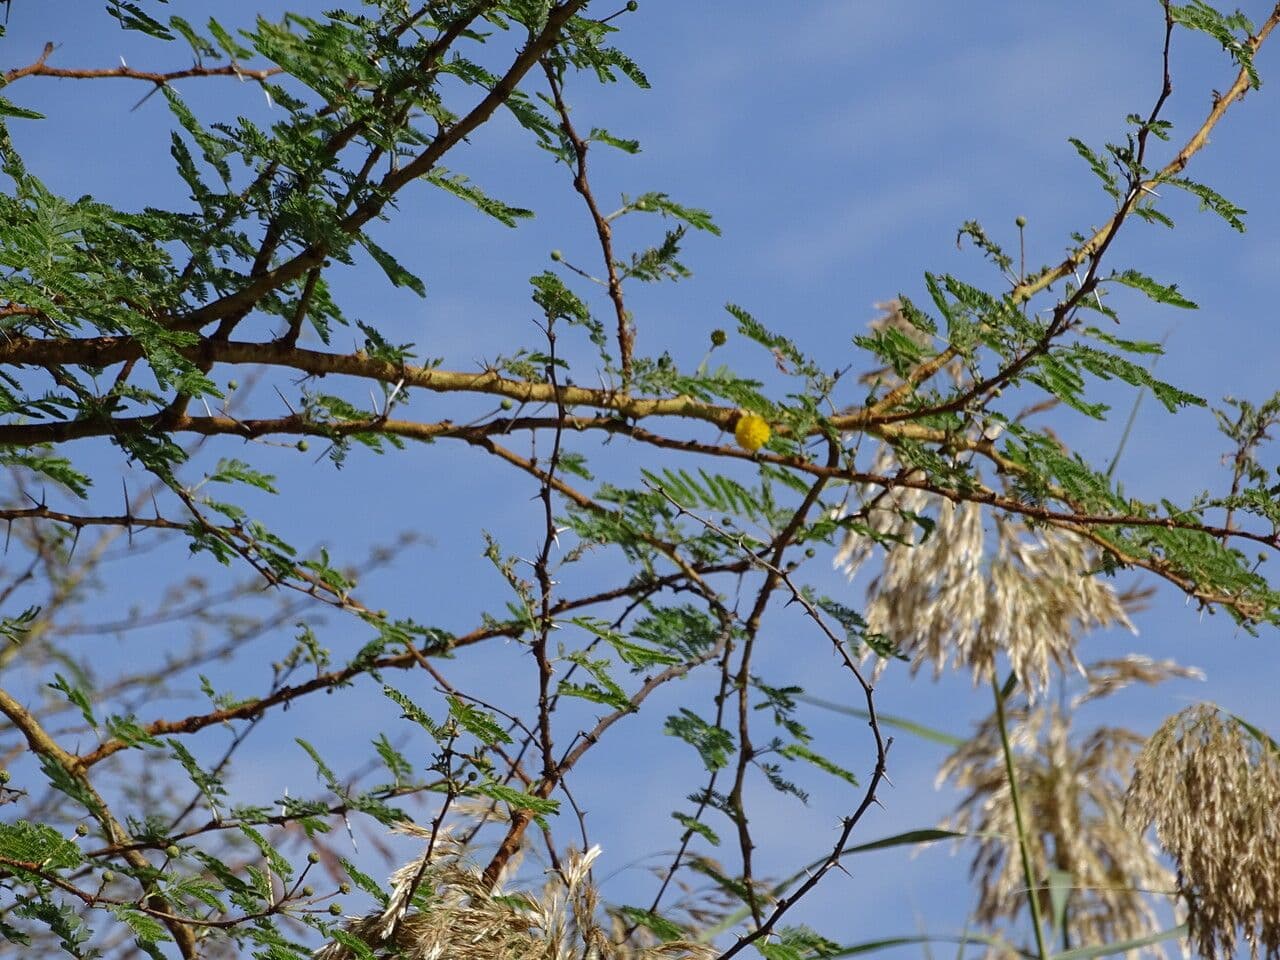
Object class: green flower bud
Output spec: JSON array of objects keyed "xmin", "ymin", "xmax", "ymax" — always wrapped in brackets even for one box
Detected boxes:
[
  {"xmin": 165, "ymin": 845, "xmax": 180, "ymax": 859},
  {"xmin": 296, "ymin": 439, "xmax": 310, "ymax": 452},
  {"xmin": 710, "ymin": 328, "xmax": 727, "ymax": 347},
  {"xmin": 101, "ymin": 870, "xmax": 115, "ymax": 883},
  {"xmin": 339, "ymin": 882, "xmax": 352, "ymax": 895},
  {"xmin": 307, "ymin": 851, "xmax": 321, "ymax": 865},
  {"xmin": 626, "ymin": 0, "xmax": 638, "ymax": 10},
  {"xmin": 301, "ymin": 885, "xmax": 315, "ymax": 897},
  {"xmin": 75, "ymin": 823, "xmax": 89, "ymax": 837},
  {"xmin": 1015, "ymin": 215, "xmax": 1027, "ymax": 228},
  {"xmin": 550, "ymin": 249, "xmax": 563, "ymax": 262},
  {"xmin": 328, "ymin": 902, "xmax": 344, "ymax": 916}
]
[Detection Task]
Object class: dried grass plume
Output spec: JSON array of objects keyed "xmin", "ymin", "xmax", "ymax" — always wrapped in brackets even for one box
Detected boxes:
[{"xmin": 1124, "ymin": 704, "xmax": 1280, "ymax": 960}]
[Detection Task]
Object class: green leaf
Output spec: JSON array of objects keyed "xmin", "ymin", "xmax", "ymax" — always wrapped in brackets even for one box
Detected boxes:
[
  {"xmin": 1050, "ymin": 924, "xmax": 1187, "ymax": 960},
  {"xmin": 842, "ymin": 827, "xmax": 968, "ymax": 856},
  {"xmin": 207, "ymin": 458, "xmax": 278, "ymax": 493},
  {"xmin": 0, "ymin": 821, "xmax": 83, "ymax": 870},
  {"xmin": 1161, "ymin": 175, "xmax": 1247, "ymax": 231},
  {"xmin": 1067, "ymin": 137, "xmax": 1120, "ymax": 198},
  {"xmin": 426, "ymin": 168, "xmax": 534, "ymax": 227},
  {"xmin": 777, "ymin": 742, "xmax": 859, "ymax": 787},
  {"xmin": 664, "ymin": 708, "xmax": 734, "ymax": 771},
  {"xmin": 589, "ymin": 127, "xmax": 640, "ymax": 153},
  {"xmin": 340, "ymin": 858, "xmax": 389, "ymax": 906},
  {"xmin": 1170, "ymin": 1, "xmax": 1257, "ymax": 86},
  {"xmin": 49, "ymin": 674, "xmax": 97, "ymax": 729},
  {"xmin": 294, "ymin": 737, "xmax": 340, "ymax": 792},
  {"xmin": 359, "ymin": 235, "xmax": 426, "ymax": 298},
  {"xmin": 633, "ymin": 192, "xmax": 720, "ymax": 235},
  {"xmin": 239, "ymin": 824, "xmax": 293, "ymax": 881},
  {"xmin": 1108, "ymin": 269, "xmax": 1198, "ymax": 309},
  {"xmin": 1047, "ymin": 868, "xmax": 1072, "ymax": 942},
  {"xmin": 447, "ymin": 696, "xmax": 513, "ymax": 746},
  {"xmin": 107, "ymin": 1, "xmax": 174, "ymax": 39},
  {"xmin": 672, "ymin": 810, "xmax": 720, "ymax": 845},
  {"xmin": 107, "ymin": 906, "xmax": 169, "ymax": 946},
  {"xmin": 473, "ymin": 780, "xmax": 559, "ymax": 824},
  {"xmin": 826, "ymin": 933, "xmax": 1033, "ymax": 959},
  {"xmin": 0, "ymin": 97, "xmax": 45, "ymax": 121},
  {"xmin": 796, "ymin": 694, "xmax": 967, "ymax": 747},
  {"xmin": 615, "ymin": 906, "xmax": 684, "ymax": 942}
]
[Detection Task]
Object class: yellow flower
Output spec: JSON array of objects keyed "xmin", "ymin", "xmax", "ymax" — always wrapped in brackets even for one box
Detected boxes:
[{"xmin": 734, "ymin": 412, "xmax": 770, "ymax": 452}]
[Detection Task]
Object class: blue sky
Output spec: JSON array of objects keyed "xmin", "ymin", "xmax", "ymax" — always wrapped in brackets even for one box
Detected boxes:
[{"xmin": 4, "ymin": 2, "xmax": 1280, "ymax": 955}]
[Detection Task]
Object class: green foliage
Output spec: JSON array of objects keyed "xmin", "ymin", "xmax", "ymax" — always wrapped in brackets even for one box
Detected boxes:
[
  {"xmin": 0, "ymin": 3, "xmax": 1278, "ymax": 959},
  {"xmin": 0, "ymin": 821, "xmax": 83, "ymax": 870}
]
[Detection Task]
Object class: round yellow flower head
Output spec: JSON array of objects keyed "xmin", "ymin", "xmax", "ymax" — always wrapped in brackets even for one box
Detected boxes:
[{"xmin": 734, "ymin": 412, "xmax": 770, "ymax": 452}]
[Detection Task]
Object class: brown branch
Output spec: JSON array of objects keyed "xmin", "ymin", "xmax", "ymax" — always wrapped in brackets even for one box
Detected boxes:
[
  {"xmin": 542, "ymin": 59, "xmax": 634, "ymax": 385},
  {"xmin": 4, "ymin": 399, "xmax": 1275, "ymax": 616},
  {"xmin": 3, "ymin": 44, "xmax": 281, "ymax": 86},
  {"xmin": 0, "ymin": 688, "xmax": 199, "ymax": 957},
  {"xmin": 72, "ymin": 558, "xmax": 743, "ymax": 770},
  {"xmin": 173, "ymin": 0, "xmax": 591, "ymax": 335},
  {"xmin": 652, "ymin": 490, "xmax": 891, "ymax": 960},
  {"xmin": 865, "ymin": 4, "xmax": 1280, "ymax": 417}
]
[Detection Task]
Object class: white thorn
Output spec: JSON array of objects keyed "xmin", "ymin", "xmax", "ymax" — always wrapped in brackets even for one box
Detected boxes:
[{"xmin": 344, "ymin": 812, "xmax": 359, "ymax": 853}]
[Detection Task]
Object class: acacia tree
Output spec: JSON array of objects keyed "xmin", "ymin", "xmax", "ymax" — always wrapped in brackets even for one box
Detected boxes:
[{"xmin": 1, "ymin": 2, "xmax": 1279, "ymax": 959}]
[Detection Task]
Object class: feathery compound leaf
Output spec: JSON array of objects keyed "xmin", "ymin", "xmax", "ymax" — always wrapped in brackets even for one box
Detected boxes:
[
  {"xmin": 1108, "ymin": 269, "xmax": 1198, "ymax": 309},
  {"xmin": 665, "ymin": 707, "xmax": 734, "ymax": 771},
  {"xmin": 425, "ymin": 168, "xmax": 534, "ymax": 227},
  {"xmin": 0, "ymin": 821, "xmax": 83, "ymax": 870},
  {"xmin": 446, "ymin": 695, "xmax": 513, "ymax": 746},
  {"xmin": 1161, "ymin": 175, "xmax": 1248, "ymax": 231},
  {"xmin": 359, "ymin": 235, "xmax": 426, "ymax": 297},
  {"xmin": 1170, "ymin": 2, "xmax": 1258, "ymax": 86},
  {"xmin": 1068, "ymin": 137, "xmax": 1121, "ymax": 199}
]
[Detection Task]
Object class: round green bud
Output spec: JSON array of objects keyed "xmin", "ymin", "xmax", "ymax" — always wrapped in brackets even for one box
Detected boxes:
[
  {"xmin": 550, "ymin": 249, "xmax": 563, "ymax": 262},
  {"xmin": 165, "ymin": 845, "xmax": 180, "ymax": 859},
  {"xmin": 339, "ymin": 882, "xmax": 352, "ymax": 895},
  {"xmin": 634, "ymin": 199, "xmax": 648, "ymax": 210},
  {"xmin": 301, "ymin": 885, "xmax": 315, "ymax": 897},
  {"xmin": 500, "ymin": 398, "xmax": 514, "ymax": 411},
  {"xmin": 307, "ymin": 851, "xmax": 320, "ymax": 865},
  {"xmin": 804, "ymin": 547, "xmax": 816, "ymax": 559},
  {"xmin": 296, "ymin": 439, "xmax": 310, "ymax": 452},
  {"xmin": 75, "ymin": 823, "xmax": 89, "ymax": 837},
  {"xmin": 101, "ymin": 870, "xmax": 115, "ymax": 883},
  {"xmin": 0, "ymin": 769, "xmax": 10, "ymax": 784},
  {"xmin": 626, "ymin": 0, "xmax": 638, "ymax": 10},
  {"xmin": 328, "ymin": 903, "xmax": 344, "ymax": 916},
  {"xmin": 227, "ymin": 380, "xmax": 239, "ymax": 391},
  {"xmin": 710, "ymin": 328, "xmax": 727, "ymax": 347},
  {"xmin": 1015, "ymin": 215, "xmax": 1027, "ymax": 228}
]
